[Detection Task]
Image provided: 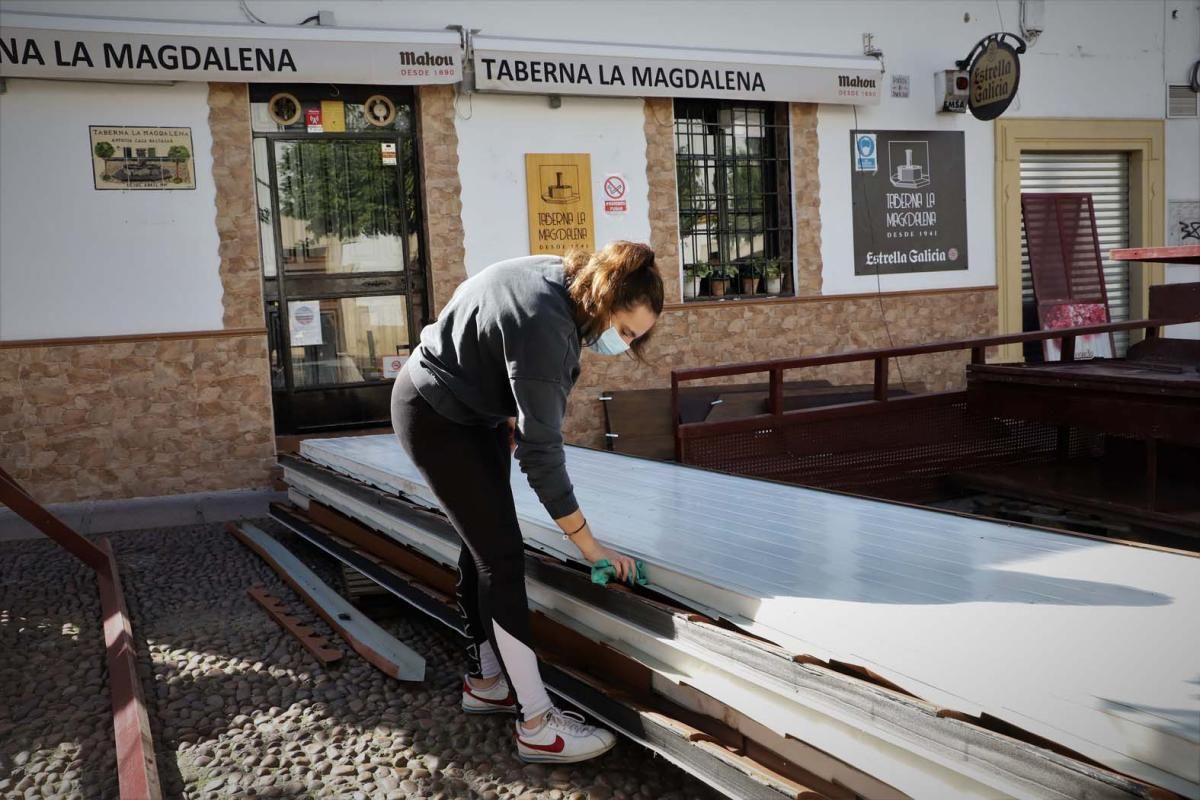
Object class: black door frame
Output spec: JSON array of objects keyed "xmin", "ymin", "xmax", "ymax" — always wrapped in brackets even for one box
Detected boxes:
[{"xmin": 254, "ymin": 112, "xmax": 429, "ymax": 433}]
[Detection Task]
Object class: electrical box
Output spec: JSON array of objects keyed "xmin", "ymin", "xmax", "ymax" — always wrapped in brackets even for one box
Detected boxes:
[{"xmin": 935, "ymin": 69, "xmax": 969, "ymax": 113}]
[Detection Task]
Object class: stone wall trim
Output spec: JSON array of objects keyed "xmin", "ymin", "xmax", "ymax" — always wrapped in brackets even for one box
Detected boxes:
[
  {"xmin": 0, "ymin": 328, "xmax": 266, "ymax": 351},
  {"xmin": 666, "ymin": 285, "xmax": 998, "ymax": 312}
]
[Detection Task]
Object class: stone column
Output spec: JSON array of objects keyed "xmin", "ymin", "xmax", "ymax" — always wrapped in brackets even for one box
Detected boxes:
[
  {"xmin": 644, "ymin": 98, "xmax": 682, "ymax": 303},
  {"xmin": 790, "ymin": 103, "xmax": 822, "ymax": 296},
  {"xmin": 416, "ymin": 85, "xmax": 467, "ymax": 317}
]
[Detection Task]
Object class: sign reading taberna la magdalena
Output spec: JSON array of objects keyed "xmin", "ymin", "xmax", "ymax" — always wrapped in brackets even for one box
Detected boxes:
[
  {"xmin": 472, "ymin": 37, "xmax": 883, "ymax": 105},
  {"xmin": 0, "ymin": 14, "xmax": 461, "ymax": 85},
  {"xmin": 958, "ymin": 32, "xmax": 1025, "ymax": 121}
]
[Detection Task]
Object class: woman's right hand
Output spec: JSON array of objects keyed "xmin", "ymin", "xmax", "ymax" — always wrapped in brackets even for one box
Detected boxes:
[{"xmin": 582, "ymin": 542, "xmax": 639, "ymax": 584}]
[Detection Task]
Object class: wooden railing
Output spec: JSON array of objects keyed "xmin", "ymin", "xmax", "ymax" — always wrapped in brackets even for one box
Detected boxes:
[{"xmin": 670, "ymin": 317, "xmax": 1182, "ymax": 461}]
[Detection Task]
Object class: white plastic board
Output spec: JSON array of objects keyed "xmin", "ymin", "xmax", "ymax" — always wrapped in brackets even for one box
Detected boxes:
[{"xmin": 298, "ymin": 435, "xmax": 1200, "ymax": 796}]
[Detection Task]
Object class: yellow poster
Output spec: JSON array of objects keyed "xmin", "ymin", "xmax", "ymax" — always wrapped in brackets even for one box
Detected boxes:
[
  {"xmin": 525, "ymin": 153, "xmax": 594, "ymax": 256},
  {"xmin": 89, "ymin": 126, "xmax": 195, "ymax": 190},
  {"xmin": 320, "ymin": 100, "xmax": 346, "ymax": 132}
]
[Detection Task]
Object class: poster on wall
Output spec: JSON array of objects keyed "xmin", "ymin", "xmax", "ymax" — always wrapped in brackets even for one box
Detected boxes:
[
  {"xmin": 288, "ymin": 300, "xmax": 324, "ymax": 347},
  {"xmin": 525, "ymin": 153, "xmax": 595, "ymax": 256},
  {"xmin": 89, "ymin": 126, "xmax": 195, "ymax": 190},
  {"xmin": 851, "ymin": 130, "xmax": 968, "ymax": 275},
  {"xmin": 1168, "ymin": 200, "xmax": 1200, "ymax": 246}
]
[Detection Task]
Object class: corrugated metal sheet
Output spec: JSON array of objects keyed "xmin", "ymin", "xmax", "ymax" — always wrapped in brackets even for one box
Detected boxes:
[
  {"xmin": 297, "ymin": 435, "xmax": 1200, "ymax": 797},
  {"xmin": 1020, "ymin": 152, "xmax": 1131, "ymax": 354}
]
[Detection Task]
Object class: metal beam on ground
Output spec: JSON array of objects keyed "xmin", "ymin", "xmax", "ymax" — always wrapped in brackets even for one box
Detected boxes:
[
  {"xmin": 0, "ymin": 465, "xmax": 108, "ymax": 570},
  {"xmin": 96, "ymin": 538, "xmax": 163, "ymax": 800},
  {"xmin": 227, "ymin": 522, "xmax": 425, "ymax": 681},
  {"xmin": 0, "ymin": 464, "xmax": 163, "ymax": 800}
]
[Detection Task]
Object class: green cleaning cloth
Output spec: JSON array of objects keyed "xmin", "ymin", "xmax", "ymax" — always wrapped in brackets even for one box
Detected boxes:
[{"xmin": 590, "ymin": 558, "xmax": 649, "ymax": 587}]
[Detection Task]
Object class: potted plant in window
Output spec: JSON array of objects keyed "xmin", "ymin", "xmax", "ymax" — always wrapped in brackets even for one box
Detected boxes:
[
  {"xmin": 709, "ymin": 264, "xmax": 736, "ymax": 297},
  {"xmin": 740, "ymin": 258, "xmax": 762, "ymax": 295},
  {"xmin": 683, "ymin": 264, "xmax": 709, "ymax": 300},
  {"xmin": 764, "ymin": 259, "xmax": 783, "ymax": 294}
]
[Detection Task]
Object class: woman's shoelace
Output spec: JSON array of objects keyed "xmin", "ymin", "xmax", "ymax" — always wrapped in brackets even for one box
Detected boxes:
[{"xmin": 546, "ymin": 708, "xmax": 592, "ymax": 735}]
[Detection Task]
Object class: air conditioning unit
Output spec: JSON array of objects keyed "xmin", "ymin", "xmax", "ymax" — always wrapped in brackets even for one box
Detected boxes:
[{"xmin": 1166, "ymin": 84, "xmax": 1199, "ymax": 119}]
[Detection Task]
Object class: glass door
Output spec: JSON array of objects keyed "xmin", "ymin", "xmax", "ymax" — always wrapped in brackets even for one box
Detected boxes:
[{"xmin": 252, "ymin": 86, "xmax": 426, "ymax": 433}]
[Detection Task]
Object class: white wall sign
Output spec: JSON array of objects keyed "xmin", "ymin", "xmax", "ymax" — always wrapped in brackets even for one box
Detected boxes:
[
  {"xmin": 0, "ymin": 12, "xmax": 461, "ymax": 84},
  {"xmin": 288, "ymin": 301, "xmax": 323, "ymax": 346},
  {"xmin": 1168, "ymin": 200, "xmax": 1200, "ymax": 247},
  {"xmin": 602, "ymin": 173, "xmax": 627, "ymax": 215},
  {"xmin": 382, "ymin": 355, "xmax": 408, "ymax": 378},
  {"xmin": 473, "ymin": 37, "xmax": 881, "ymax": 105}
]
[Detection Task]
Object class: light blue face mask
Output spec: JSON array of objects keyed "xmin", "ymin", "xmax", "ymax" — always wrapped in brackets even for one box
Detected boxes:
[{"xmin": 588, "ymin": 325, "xmax": 630, "ymax": 356}]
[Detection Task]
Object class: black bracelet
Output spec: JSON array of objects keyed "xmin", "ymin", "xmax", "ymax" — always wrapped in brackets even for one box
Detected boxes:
[{"xmin": 564, "ymin": 518, "xmax": 588, "ymax": 537}]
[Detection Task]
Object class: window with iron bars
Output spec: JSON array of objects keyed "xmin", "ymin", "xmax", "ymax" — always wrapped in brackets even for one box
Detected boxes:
[{"xmin": 674, "ymin": 99, "xmax": 793, "ymax": 301}]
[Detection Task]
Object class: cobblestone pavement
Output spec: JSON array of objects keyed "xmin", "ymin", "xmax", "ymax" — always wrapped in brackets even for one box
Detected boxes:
[{"xmin": 1, "ymin": 521, "xmax": 724, "ymax": 799}]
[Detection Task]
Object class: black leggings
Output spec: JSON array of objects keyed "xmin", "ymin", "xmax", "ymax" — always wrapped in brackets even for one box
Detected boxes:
[{"xmin": 391, "ymin": 366, "xmax": 553, "ymax": 720}]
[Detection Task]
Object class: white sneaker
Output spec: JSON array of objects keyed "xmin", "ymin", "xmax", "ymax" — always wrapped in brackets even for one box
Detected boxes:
[
  {"xmin": 515, "ymin": 707, "xmax": 616, "ymax": 763},
  {"xmin": 461, "ymin": 674, "xmax": 518, "ymax": 715}
]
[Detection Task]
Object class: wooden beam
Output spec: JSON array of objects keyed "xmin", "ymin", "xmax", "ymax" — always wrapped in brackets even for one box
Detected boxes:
[
  {"xmin": 0, "ymin": 466, "xmax": 108, "ymax": 571},
  {"xmin": 0, "ymin": 326, "xmax": 267, "ymax": 350},
  {"xmin": 302, "ymin": 502, "xmax": 458, "ymax": 596},
  {"xmin": 248, "ymin": 586, "xmax": 344, "ymax": 665},
  {"xmin": 227, "ymin": 523, "xmax": 425, "ymax": 681}
]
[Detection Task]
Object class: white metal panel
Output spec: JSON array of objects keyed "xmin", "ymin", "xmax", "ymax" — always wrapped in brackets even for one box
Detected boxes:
[
  {"xmin": 285, "ymin": 466, "xmax": 1154, "ymax": 800},
  {"xmin": 1020, "ymin": 152, "xmax": 1132, "ymax": 354},
  {"xmin": 298, "ymin": 436, "xmax": 1200, "ymax": 796}
]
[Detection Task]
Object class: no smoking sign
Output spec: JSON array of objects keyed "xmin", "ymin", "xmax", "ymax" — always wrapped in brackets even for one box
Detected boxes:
[{"xmin": 602, "ymin": 173, "xmax": 627, "ymax": 215}]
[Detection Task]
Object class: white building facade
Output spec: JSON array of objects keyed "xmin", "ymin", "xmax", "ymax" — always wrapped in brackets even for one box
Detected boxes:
[{"xmin": 1, "ymin": 0, "xmax": 1197, "ymax": 503}]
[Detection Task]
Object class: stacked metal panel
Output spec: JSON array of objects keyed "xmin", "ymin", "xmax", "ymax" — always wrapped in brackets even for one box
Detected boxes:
[{"xmin": 289, "ymin": 435, "xmax": 1200, "ymax": 799}]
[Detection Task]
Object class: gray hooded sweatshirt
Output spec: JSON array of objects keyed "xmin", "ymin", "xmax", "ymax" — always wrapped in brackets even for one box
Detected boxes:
[{"xmin": 408, "ymin": 255, "xmax": 582, "ymax": 519}]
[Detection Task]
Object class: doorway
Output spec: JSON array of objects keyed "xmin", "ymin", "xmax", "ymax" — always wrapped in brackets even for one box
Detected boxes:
[
  {"xmin": 994, "ymin": 118, "xmax": 1164, "ymax": 362},
  {"xmin": 250, "ymin": 86, "xmax": 428, "ymax": 433}
]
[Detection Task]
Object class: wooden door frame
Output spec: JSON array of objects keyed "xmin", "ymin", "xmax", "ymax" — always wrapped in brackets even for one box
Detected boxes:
[{"xmin": 994, "ymin": 118, "xmax": 1165, "ymax": 361}]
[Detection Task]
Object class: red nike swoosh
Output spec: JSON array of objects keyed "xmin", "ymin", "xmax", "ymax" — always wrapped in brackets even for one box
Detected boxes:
[{"xmin": 520, "ymin": 735, "xmax": 565, "ymax": 753}]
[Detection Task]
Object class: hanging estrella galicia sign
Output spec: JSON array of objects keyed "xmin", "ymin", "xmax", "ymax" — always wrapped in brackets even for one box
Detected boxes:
[{"xmin": 957, "ymin": 33, "xmax": 1026, "ymax": 121}]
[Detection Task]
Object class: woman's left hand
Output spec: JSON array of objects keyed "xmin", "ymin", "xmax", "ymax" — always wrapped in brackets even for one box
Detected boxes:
[{"xmin": 583, "ymin": 542, "xmax": 639, "ymax": 584}]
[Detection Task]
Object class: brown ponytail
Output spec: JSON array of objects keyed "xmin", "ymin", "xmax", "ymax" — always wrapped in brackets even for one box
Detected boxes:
[{"xmin": 564, "ymin": 241, "xmax": 664, "ymax": 357}]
